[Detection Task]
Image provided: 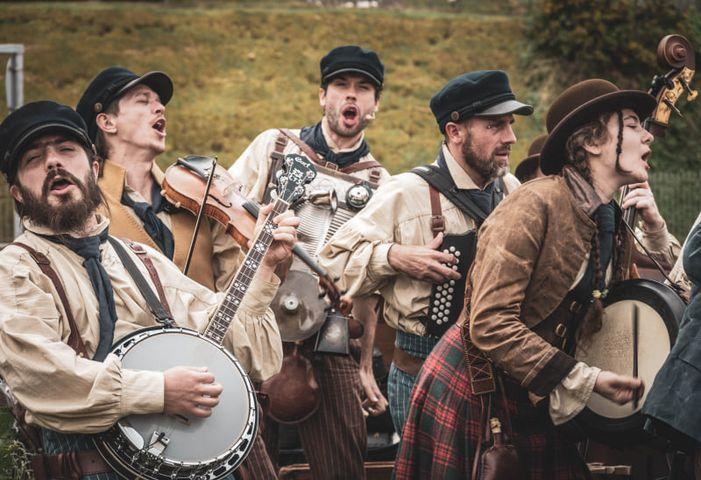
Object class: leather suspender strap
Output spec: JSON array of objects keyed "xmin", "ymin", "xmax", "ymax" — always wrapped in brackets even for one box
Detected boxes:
[
  {"xmin": 123, "ymin": 240, "xmax": 173, "ymax": 319},
  {"xmin": 428, "ymin": 186, "xmax": 445, "ymax": 237},
  {"xmin": 279, "ymin": 128, "xmax": 322, "ymax": 164},
  {"xmin": 12, "ymin": 242, "xmax": 88, "ymax": 357},
  {"xmin": 106, "ymin": 237, "xmax": 175, "ymax": 327},
  {"xmin": 263, "ymin": 132, "xmax": 289, "ymax": 204},
  {"xmin": 340, "ymin": 159, "xmax": 382, "ymax": 174},
  {"xmin": 278, "ymin": 128, "xmax": 380, "ymax": 175}
]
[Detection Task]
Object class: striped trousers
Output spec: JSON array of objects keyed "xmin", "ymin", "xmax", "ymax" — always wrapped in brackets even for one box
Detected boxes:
[{"xmin": 264, "ymin": 353, "xmax": 367, "ymax": 480}]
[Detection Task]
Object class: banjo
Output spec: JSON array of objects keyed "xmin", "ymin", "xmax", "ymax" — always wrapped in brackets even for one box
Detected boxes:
[{"xmin": 95, "ymin": 153, "xmax": 317, "ymax": 480}]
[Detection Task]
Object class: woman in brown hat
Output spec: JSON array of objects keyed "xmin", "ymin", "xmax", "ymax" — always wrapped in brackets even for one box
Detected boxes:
[{"xmin": 394, "ymin": 79, "xmax": 681, "ymax": 479}]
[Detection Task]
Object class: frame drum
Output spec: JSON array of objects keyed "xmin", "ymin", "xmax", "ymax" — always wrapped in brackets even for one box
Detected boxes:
[{"xmin": 571, "ymin": 279, "xmax": 684, "ymax": 446}]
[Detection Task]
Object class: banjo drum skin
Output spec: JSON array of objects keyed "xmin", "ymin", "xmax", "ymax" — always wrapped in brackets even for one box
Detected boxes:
[
  {"xmin": 95, "ymin": 327, "xmax": 257, "ymax": 480},
  {"xmin": 570, "ymin": 278, "xmax": 684, "ymax": 446}
]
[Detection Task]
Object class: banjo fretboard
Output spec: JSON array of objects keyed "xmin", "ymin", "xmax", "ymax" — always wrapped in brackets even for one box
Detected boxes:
[{"xmin": 204, "ymin": 198, "xmax": 290, "ymax": 345}]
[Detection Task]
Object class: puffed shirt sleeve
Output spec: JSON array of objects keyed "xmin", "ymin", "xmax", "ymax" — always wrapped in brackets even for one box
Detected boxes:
[
  {"xmin": 0, "ymin": 251, "xmax": 164, "ymax": 434},
  {"xmin": 318, "ymin": 176, "xmax": 405, "ymax": 297}
]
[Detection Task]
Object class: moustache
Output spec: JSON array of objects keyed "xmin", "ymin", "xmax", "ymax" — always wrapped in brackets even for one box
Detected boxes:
[{"xmin": 42, "ymin": 168, "xmax": 85, "ymax": 198}]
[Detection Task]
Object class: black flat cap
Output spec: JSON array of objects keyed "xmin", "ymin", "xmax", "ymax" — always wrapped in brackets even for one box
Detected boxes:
[
  {"xmin": 0, "ymin": 101, "xmax": 93, "ymax": 183},
  {"xmin": 430, "ymin": 70, "xmax": 533, "ymax": 133},
  {"xmin": 76, "ymin": 66, "xmax": 173, "ymax": 142},
  {"xmin": 320, "ymin": 45, "xmax": 384, "ymax": 88}
]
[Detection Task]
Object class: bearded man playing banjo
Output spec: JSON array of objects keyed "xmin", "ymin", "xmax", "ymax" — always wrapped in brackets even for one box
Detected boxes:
[
  {"xmin": 394, "ymin": 79, "xmax": 681, "ymax": 479},
  {"xmin": 0, "ymin": 101, "xmax": 299, "ymax": 479}
]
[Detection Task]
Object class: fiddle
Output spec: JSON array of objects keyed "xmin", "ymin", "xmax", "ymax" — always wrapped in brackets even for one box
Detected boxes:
[{"xmin": 161, "ymin": 155, "xmax": 362, "ymax": 336}]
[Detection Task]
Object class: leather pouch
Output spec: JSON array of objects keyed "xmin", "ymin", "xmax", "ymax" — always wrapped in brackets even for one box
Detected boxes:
[{"xmin": 472, "ymin": 378, "xmax": 526, "ymax": 480}]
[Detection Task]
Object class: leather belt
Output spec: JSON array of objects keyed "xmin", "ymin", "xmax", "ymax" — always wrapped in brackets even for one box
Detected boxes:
[
  {"xmin": 31, "ymin": 449, "xmax": 112, "ymax": 479},
  {"xmin": 392, "ymin": 346, "xmax": 425, "ymax": 377}
]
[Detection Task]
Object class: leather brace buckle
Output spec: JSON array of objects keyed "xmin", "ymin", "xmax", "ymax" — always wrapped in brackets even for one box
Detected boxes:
[
  {"xmin": 431, "ymin": 215, "xmax": 445, "ymax": 234},
  {"xmin": 568, "ymin": 300, "xmax": 582, "ymax": 314},
  {"xmin": 324, "ymin": 161, "xmax": 339, "ymax": 171},
  {"xmin": 270, "ymin": 151, "xmax": 285, "ymax": 162}
]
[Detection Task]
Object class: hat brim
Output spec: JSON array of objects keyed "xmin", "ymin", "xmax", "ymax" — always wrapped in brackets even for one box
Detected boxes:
[
  {"xmin": 476, "ymin": 99, "xmax": 534, "ymax": 117},
  {"xmin": 514, "ymin": 154, "xmax": 540, "ymax": 182},
  {"xmin": 322, "ymin": 68, "xmax": 382, "ymax": 88},
  {"xmin": 10, "ymin": 123, "xmax": 92, "ymax": 161},
  {"xmin": 540, "ymin": 90, "xmax": 656, "ymax": 175},
  {"xmin": 114, "ymin": 71, "xmax": 174, "ymax": 106}
]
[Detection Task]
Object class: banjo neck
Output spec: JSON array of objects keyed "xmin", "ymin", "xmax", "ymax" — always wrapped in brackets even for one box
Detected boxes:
[{"xmin": 204, "ymin": 197, "xmax": 290, "ymax": 345}]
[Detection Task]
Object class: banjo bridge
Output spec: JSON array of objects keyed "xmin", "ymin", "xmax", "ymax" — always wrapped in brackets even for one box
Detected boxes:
[{"xmin": 147, "ymin": 431, "xmax": 170, "ymax": 457}]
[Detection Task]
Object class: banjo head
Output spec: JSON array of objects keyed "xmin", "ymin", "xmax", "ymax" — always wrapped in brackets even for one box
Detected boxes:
[{"xmin": 97, "ymin": 328, "xmax": 257, "ymax": 479}]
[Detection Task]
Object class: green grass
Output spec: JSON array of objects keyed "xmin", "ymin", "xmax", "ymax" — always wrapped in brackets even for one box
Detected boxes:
[{"xmin": 0, "ymin": 1, "xmax": 541, "ymax": 174}]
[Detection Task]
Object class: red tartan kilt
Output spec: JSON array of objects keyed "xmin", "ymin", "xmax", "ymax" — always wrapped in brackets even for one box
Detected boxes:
[{"xmin": 394, "ymin": 324, "xmax": 591, "ymax": 480}]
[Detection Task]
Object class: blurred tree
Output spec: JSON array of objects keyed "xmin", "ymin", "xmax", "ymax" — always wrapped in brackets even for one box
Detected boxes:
[{"xmin": 525, "ymin": 0, "xmax": 700, "ymax": 171}]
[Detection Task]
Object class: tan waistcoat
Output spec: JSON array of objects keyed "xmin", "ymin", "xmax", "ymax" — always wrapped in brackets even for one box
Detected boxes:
[{"xmin": 98, "ymin": 160, "xmax": 216, "ymax": 291}]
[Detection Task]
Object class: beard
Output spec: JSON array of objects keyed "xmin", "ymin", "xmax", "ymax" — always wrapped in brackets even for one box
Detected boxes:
[
  {"xmin": 461, "ymin": 137, "xmax": 509, "ymax": 182},
  {"xmin": 17, "ymin": 168, "xmax": 103, "ymax": 233},
  {"xmin": 325, "ymin": 105, "xmax": 370, "ymax": 138}
]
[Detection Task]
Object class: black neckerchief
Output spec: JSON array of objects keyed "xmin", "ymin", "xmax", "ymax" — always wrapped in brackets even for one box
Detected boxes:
[
  {"xmin": 40, "ymin": 227, "xmax": 117, "ymax": 361},
  {"xmin": 120, "ymin": 182, "xmax": 175, "ymax": 260},
  {"xmin": 299, "ymin": 121, "xmax": 370, "ymax": 168},
  {"xmin": 436, "ymin": 147, "xmax": 501, "ymax": 218}
]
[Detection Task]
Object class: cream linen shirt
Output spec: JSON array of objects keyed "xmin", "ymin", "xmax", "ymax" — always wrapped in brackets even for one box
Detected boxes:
[
  {"xmin": 0, "ymin": 216, "xmax": 282, "ymax": 434},
  {"xmin": 122, "ymin": 163, "xmax": 243, "ymax": 292},
  {"xmin": 319, "ymin": 144, "xmax": 520, "ymax": 336},
  {"xmin": 229, "ymin": 125, "xmax": 391, "ymax": 204}
]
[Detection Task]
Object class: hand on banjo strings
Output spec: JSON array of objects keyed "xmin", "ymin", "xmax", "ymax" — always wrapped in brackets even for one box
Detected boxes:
[
  {"xmin": 387, "ymin": 232, "xmax": 461, "ymax": 284},
  {"xmin": 163, "ymin": 366, "xmax": 223, "ymax": 418},
  {"xmin": 252, "ymin": 203, "xmax": 301, "ymax": 269},
  {"xmin": 594, "ymin": 370, "xmax": 645, "ymax": 406},
  {"xmin": 621, "ymin": 182, "xmax": 665, "ymax": 232}
]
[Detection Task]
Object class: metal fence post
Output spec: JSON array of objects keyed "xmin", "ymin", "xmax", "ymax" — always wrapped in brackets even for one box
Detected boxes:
[{"xmin": 1, "ymin": 44, "xmax": 24, "ymax": 242}]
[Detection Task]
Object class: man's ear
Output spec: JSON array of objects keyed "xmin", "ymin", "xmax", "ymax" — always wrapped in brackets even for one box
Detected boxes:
[
  {"xmin": 95, "ymin": 112, "xmax": 117, "ymax": 134},
  {"xmin": 319, "ymin": 87, "xmax": 327, "ymax": 109},
  {"xmin": 91, "ymin": 159, "xmax": 100, "ymax": 179},
  {"xmin": 444, "ymin": 121, "xmax": 466, "ymax": 145},
  {"xmin": 9, "ymin": 184, "xmax": 22, "ymax": 204}
]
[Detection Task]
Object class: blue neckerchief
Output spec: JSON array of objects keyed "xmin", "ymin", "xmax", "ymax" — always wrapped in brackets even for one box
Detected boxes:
[
  {"xmin": 41, "ymin": 227, "xmax": 117, "ymax": 361},
  {"xmin": 436, "ymin": 147, "xmax": 498, "ymax": 217},
  {"xmin": 120, "ymin": 182, "xmax": 174, "ymax": 259},
  {"xmin": 299, "ymin": 121, "xmax": 370, "ymax": 168}
]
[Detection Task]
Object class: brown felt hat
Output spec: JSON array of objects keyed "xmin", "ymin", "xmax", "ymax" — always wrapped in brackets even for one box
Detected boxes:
[
  {"xmin": 540, "ymin": 79, "xmax": 656, "ymax": 175},
  {"xmin": 514, "ymin": 133, "xmax": 547, "ymax": 182}
]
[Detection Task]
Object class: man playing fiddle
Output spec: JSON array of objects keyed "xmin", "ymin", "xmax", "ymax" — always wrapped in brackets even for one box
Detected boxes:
[{"xmin": 76, "ymin": 67, "xmax": 285, "ymax": 478}]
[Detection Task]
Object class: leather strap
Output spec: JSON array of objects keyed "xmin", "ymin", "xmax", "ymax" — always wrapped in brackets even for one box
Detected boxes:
[
  {"xmin": 428, "ymin": 186, "xmax": 445, "ymax": 237},
  {"xmin": 12, "ymin": 242, "xmax": 88, "ymax": 357},
  {"xmin": 391, "ymin": 346, "xmax": 425, "ymax": 377},
  {"xmin": 107, "ymin": 237, "xmax": 175, "ymax": 327},
  {"xmin": 264, "ymin": 132, "xmax": 290, "ymax": 204},
  {"xmin": 123, "ymin": 240, "xmax": 173, "ymax": 318},
  {"xmin": 279, "ymin": 128, "xmax": 322, "ymax": 164},
  {"xmin": 278, "ymin": 128, "xmax": 380, "ymax": 175},
  {"xmin": 340, "ymin": 159, "xmax": 382, "ymax": 174},
  {"xmin": 36, "ymin": 449, "xmax": 112, "ymax": 479},
  {"xmin": 460, "ymin": 313, "xmax": 496, "ymax": 395}
]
